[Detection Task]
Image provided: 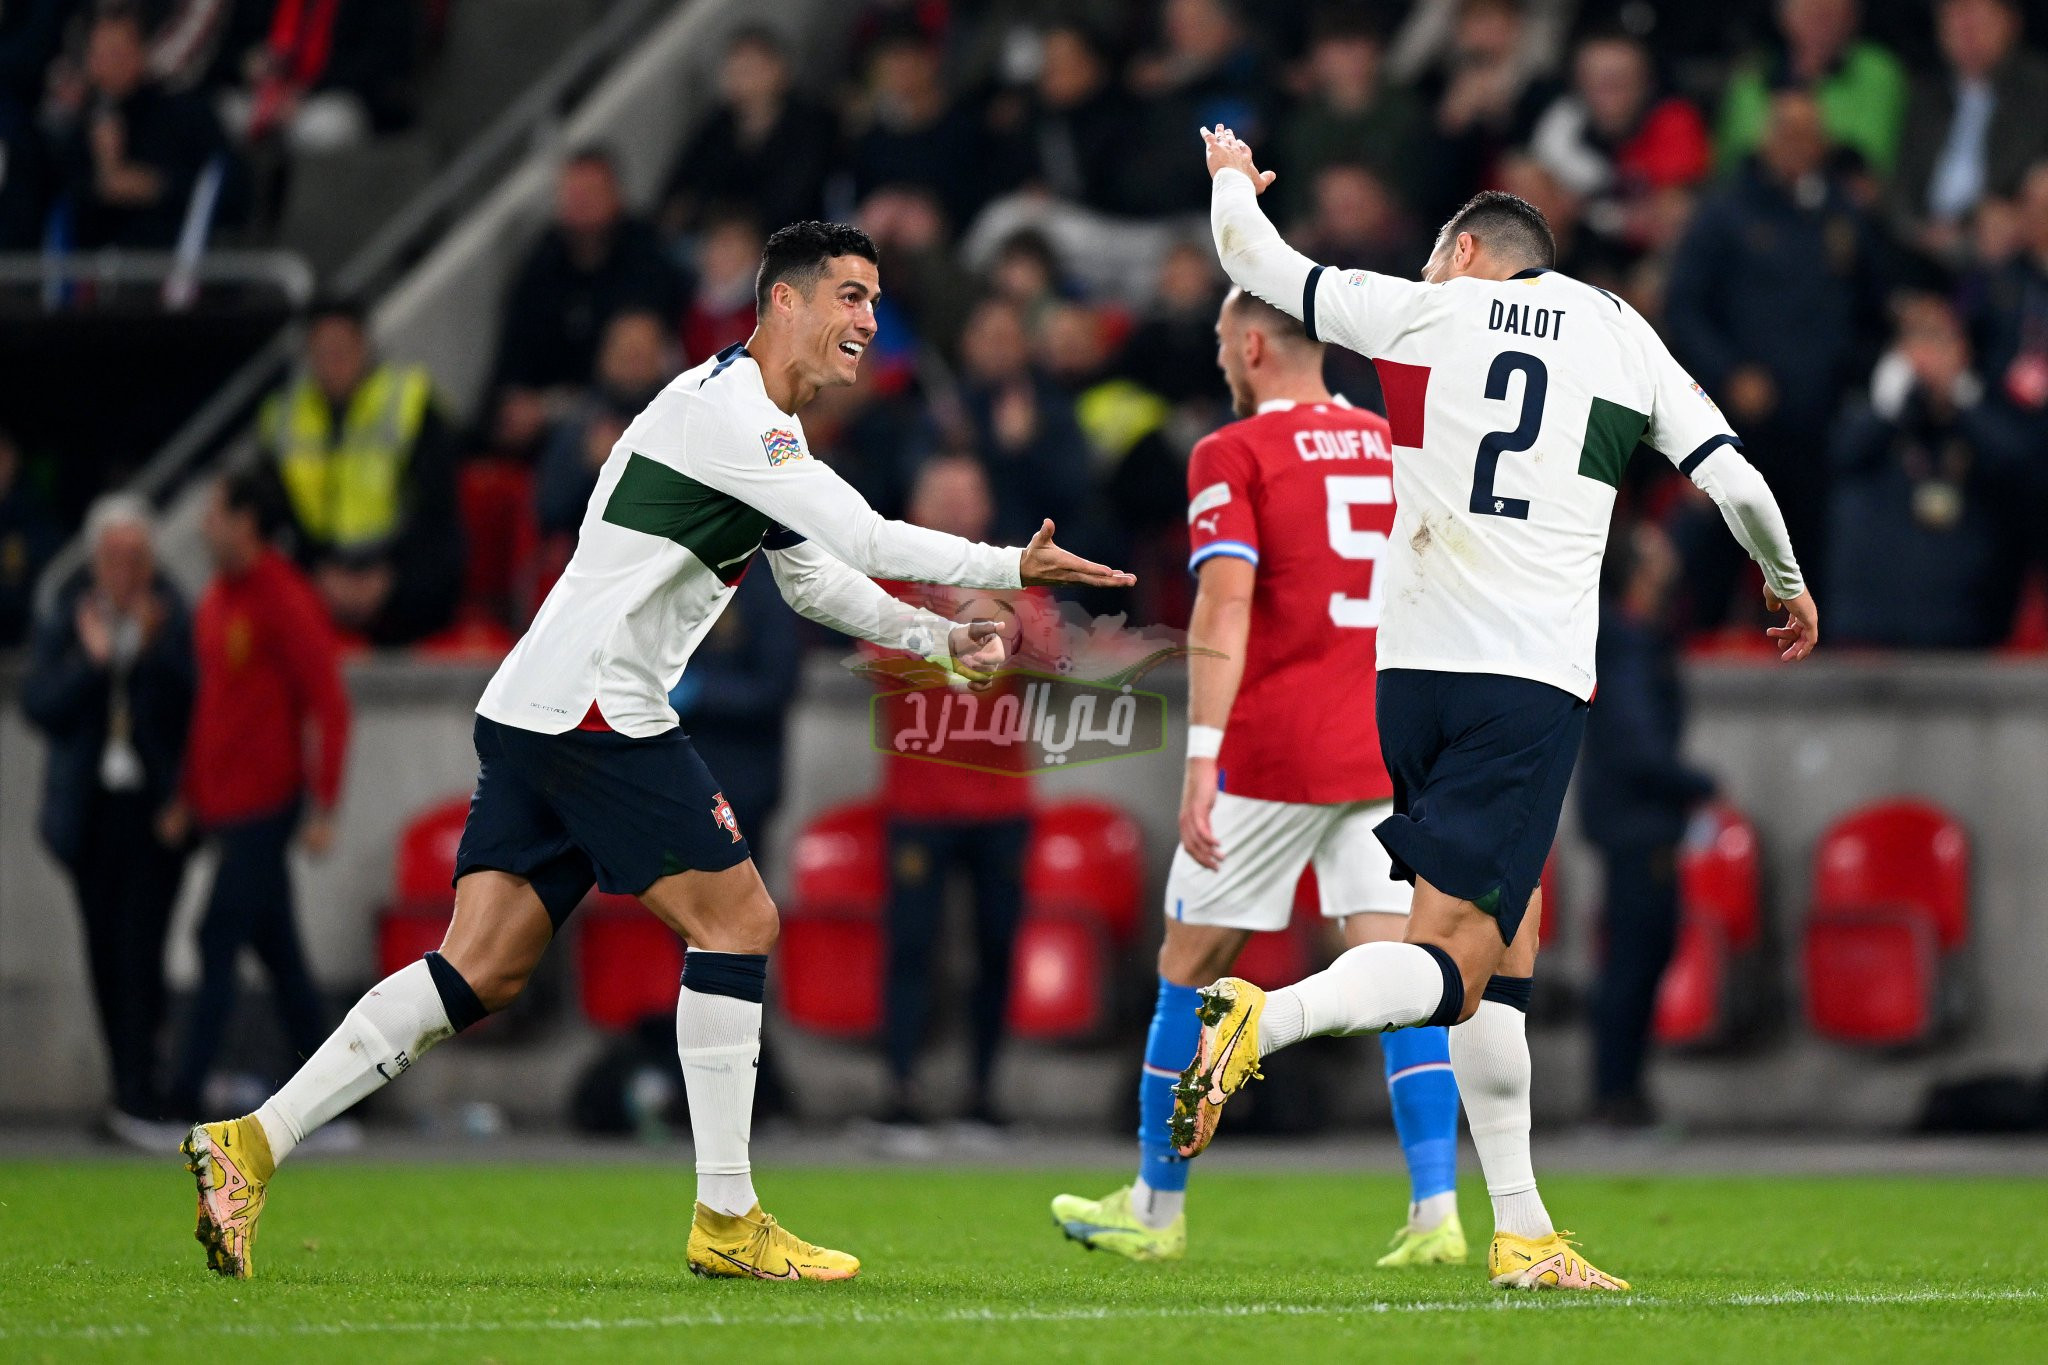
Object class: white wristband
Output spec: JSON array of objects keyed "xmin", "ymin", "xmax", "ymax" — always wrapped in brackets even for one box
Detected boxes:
[{"xmin": 1187, "ymin": 725, "xmax": 1225, "ymax": 760}]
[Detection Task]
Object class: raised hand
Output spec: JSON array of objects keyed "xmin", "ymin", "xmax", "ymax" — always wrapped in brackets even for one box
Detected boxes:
[
  {"xmin": 1765, "ymin": 588, "xmax": 1820, "ymax": 662},
  {"xmin": 1018, "ymin": 520, "xmax": 1136, "ymax": 589},
  {"xmin": 1200, "ymin": 124, "xmax": 1275, "ymax": 193}
]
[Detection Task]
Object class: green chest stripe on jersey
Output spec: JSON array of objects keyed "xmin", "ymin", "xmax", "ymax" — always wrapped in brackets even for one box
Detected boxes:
[
  {"xmin": 602, "ymin": 452, "xmax": 768, "ymax": 583},
  {"xmin": 1577, "ymin": 397, "xmax": 1650, "ymax": 489}
]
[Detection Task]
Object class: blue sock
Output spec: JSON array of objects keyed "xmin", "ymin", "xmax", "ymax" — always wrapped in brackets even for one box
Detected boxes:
[
  {"xmin": 1382, "ymin": 1026, "xmax": 1459, "ymax": 1204},
  {"xmin": 1137, "ymin": 979, "xmax": 1202, "ymax": 1193}
]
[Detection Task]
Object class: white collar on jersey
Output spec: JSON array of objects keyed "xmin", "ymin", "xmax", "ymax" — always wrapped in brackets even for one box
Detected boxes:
[{"xmin": 1255, "ymin": 395, "xmax": 1354, "ymax": 415}]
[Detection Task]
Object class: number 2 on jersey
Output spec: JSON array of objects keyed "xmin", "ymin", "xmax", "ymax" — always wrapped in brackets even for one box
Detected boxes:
[
  {"xmin": 1325, "ymin": 474, "xmax": 1392, "ymax": 628},
  {"xmin": 1470, "ymin": 350, "xmax": 1547, "ymax": 520}
]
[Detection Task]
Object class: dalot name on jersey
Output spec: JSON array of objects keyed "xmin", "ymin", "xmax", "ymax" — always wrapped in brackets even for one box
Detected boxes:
[
  {"xmin": 1293, "ymin": 427, "xmax": 1390, "ymax": 462},
  {"xmin": 1488, "ymin": 299, "xmax": 1567, "ymax": 340}
]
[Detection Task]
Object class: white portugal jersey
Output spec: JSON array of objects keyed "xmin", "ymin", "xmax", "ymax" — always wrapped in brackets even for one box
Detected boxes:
[
  {"xmin": 1210, "ymin": 167, "xmax": 1804, "ymax": 702},
  {"xmin": 1306, "ymin": 263, "xmax": 1736, "ymax": 698},
  {"xmin": 479, "ymin": 345, "xmax": 1019, "ymax": 737}
]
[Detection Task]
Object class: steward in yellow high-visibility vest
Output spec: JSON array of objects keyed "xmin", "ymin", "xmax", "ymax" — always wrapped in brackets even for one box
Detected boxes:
[{"xmin": 253, "ymin": 301, "xmax": 462, "ymax": 645}]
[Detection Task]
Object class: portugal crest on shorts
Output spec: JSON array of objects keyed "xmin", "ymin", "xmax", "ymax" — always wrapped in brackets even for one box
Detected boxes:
[
  {"xmin": 711, "ymin": 791, "xmax": 742, "ymax": 843},
  {"xmin": 760, "ymin": 428, "xmax": 804, "ymax": 466}
]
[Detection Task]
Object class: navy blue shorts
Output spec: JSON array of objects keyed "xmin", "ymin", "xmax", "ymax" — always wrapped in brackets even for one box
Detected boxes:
[
  {"xmin": 1372, "ymin": 669, "xmax": 1588, "ymax": 945},
  {"xmin": 452, "ymin": 715, "xmax": 753, "ymax": 927}
]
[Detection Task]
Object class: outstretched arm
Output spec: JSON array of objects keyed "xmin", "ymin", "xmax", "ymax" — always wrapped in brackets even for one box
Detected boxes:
[
  {"xmin": 766, "ymin": 538, "xmax": 1005, "ymax": 681},
  {"xmin": 1687, "ymin": 448, "xmax": 1818, "ymax": 659},
  {"xmin": 1204, "ymin": 124, "xmax": 1432, "ymax": 356}
]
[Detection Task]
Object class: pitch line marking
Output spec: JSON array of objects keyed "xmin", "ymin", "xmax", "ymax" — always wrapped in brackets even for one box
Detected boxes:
[{"xmin": 2, "ymin": 1287, "xmax": 2040, "ymax": 1342}]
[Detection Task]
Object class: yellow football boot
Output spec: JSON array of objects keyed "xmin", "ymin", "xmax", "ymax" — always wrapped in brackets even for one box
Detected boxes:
[
  {"xmin": 1376, "ymin": 1208, "xmax": 1468, "ymax": 1267},
  {"xmin": 182, "ymin": 1117, "xmax": 275, "ymax": 1279},
  {"xmin": 1487, "ymin": 1230, "xmax": 1630, "ymax": 1290},
  {"xmin": 1050, "ymin": 1185, "xmax": 1187, "ymax": 1262},
  {"xmin": 1170, "ymin": 977, "xmax": 1266, "ymax": 1159},
  {"xmin": 686, "ymin": 1203, "xmax": 859, "ymax": 1281}
]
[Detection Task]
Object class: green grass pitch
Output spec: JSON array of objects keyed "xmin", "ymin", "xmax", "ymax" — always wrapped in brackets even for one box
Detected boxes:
[{"xmin": 1, "ymin": 1161, "xmax": 2042, "ymax": 1362}]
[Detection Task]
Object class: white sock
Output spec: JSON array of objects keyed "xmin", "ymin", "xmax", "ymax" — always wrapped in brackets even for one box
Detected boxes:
[
  {"xmin": 1411, "ymin": 1190, "xmax": 1458, "ymax": 1233},
  {"xmin": 1255, "ymin": 942, "xmax": 1447, "ymax": 1053},
  {"xmin": 677, "ymin": 980, "xmax": 762, "ymax": 1217},
  {"xmin": 1451, "ymin": 999, "xmax": 1553, "ymax": 1240},
  {"xmin": 256, "ymin": 959, "xmax": 456, "ymax": 1165},
  {"xmin": 1131, "ymin": 1178, "xmax": 1184, "ymax": 1230}
]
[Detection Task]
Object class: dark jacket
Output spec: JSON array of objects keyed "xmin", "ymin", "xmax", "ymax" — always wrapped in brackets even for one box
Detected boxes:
[
  {"xmin": 1826, "ymin": 391, "xmax": 2030, "ymax": 648},
  {"xmin": 665, "ymin": 97, "xmax": 835, "ymax": 232},
  {"xmin": 1664, "ymin": 163, "xmax": 1890, "ymax": 435},
  {"xmin": 54, "ymin": 83, "xmax": 230, "ymax": 249},
  {"xmin": 1577, "ymin": 610, "xmax": 1714, "ymax": 852},
  {"xmin": 1887, "ymin": 52, "xmax": 2048, "ymax": 239},
  {"xmin": 21, "ymin": 577, "xmax": 193, "ymax": 867},
  {"xmin": 491, "ymin": 218, "xmax": 684, "ymax": 394}
]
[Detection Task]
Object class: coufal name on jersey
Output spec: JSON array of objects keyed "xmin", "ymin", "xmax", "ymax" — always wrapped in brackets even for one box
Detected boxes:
[
  {"xmin": 1488, "ymin": 299, "xmax": 1567, "ymax": 340},
  {"xmin": 1293, "ymin": 427, "xmax": 1389, "ymax": 462}
]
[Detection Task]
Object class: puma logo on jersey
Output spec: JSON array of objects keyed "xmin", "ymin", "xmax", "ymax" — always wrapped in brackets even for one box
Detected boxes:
[{"xmin": 1195, "ymin": 514, "xmax": 1221, "ymax": 534}]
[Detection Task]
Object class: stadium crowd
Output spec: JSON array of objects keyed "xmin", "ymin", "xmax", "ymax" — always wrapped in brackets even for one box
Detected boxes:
[{"xmin": 12, "ymin": 0, "xmax": 2048, "ymax": 1138}]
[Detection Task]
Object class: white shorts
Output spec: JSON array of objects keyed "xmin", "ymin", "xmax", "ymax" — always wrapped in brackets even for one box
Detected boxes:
[{"xmin": 1164, "ymin": 794, "xmax": 1407, "ymax": 931}]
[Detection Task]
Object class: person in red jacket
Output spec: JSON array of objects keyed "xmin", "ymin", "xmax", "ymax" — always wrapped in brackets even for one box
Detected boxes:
[{"xmin": 165, "ymin": 470, "xmax": 351, "ymax": 1118}]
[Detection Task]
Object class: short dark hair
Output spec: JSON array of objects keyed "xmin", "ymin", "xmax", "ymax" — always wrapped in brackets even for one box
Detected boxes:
[
  {"xmin": 1440, "ymin": 189, "xmax": 1555, "ymax": 271},
  {"xmin": 1223, "ymin": 287, "xmax": 1315, "ymax": 350},
  {"xmin": 306, "ymin": 295, "xmax": 366, "ymax": 330},
  {"xmin": 220, "ymin": 468, "xmax": 285, "ymax": 540},
  {"xmin": 754, "ymin": 220, "xmax": 879, "ymax": 314}
]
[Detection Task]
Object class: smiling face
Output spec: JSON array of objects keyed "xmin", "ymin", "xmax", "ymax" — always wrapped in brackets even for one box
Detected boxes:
[{"xmin": 778, "ymin": 254, "xmax": 881, "ymax": 390}]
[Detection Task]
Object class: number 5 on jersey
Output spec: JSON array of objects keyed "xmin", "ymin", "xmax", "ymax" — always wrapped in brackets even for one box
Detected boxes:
[{"xmin": 1325, "ymin": 474, "xmax": 1392, "ymax": 628}]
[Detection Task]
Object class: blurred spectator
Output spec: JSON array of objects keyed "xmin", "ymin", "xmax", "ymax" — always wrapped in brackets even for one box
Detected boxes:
[
  {"xmin": 1966, "ymin": 161, "xmax": 2048, "ymax": 416},
  {"xmin": 1888, "ymin": 0, "xmax": 2048, "ymax": 268},
  {"xmin": 666, "ymin": 562, "xmax": 801, "ymax": 864},
  {"xmin": 857, "ymin": 184, "xmax": 975, "ymax": 359},
  {"xmin": 680, "ymin": 212, "xmax": 762, "ymax": 366},
  {"xmin": 1577, "ymin": 520, "xmax": 1714, "ymax": 1130},
  {"xmin": 216, "ymin": 0, "xmax": 421, "ymax": 150},
  {"xmin": 1293, "ymin": 161, "xmax": 1422, "ymax": 274},
  {"xmin": 1413, "ymin": 0, "xmax": 1555, "ymax": 211},
  {"xmin": 801, "ymin": 357, "xmax": 922, "ymax": 517},
  {"xmin": 50, "ymin": 6, "xmax": 234, "ymax": 249},
  {"xmin": 1717, "ymin": 0, "xmax": 1907, "ymax": 175},
  {"xmin": 1118, "ymin": 239, "xmax": 1226, "ymax": 406},
  {"xmin": 1524, "ymin": 31, "xmax": 1711, "ymax": 269},
  {"xmin": 22, "ymin": 495, "xmax": 192, "ymax": 1136},
  {"xmin": 1665, "ymin": 90, "xmax": 1890, "ymax": 617},
  {"xmin": 985, "ymin": 227, "xmax": 1072, "ymax": 328},
  {"xmin": 845, "ymin": 26, "xmax": 990, "ymax": 230},
  {"xmin": 942, "ymin": 294, "xmax": 1091, "ymax": 543},
  {"xmin": 873, "ymin": 455, "xmax": 1034, "ymax": 1142},
  {"xmin": 1020, "ymin": 20, "xmax": 1139, "ymax": 216},
  {"xmin": 490, "ymin": 149, "xmax": 684, "ymax": 459},
  {"xmin": 1828, "ymin": 294, "xmax": 2031, "ymax": 647},
  {"xmin": 0, "ymin": 429, "xmax": 62, "ymax": 645},
  {"xmin": 257, "ymin": 299, "xmax": 460, "ymax": 644},
  {"xmin": 661, "ymin": 26, "xmax": 834, "ymax": 237},
  {"xmin": 1275, "ymin": 9, "xmax": 1429, "ymax": 223},
  {"xmin": 537, "ymin": 309, "xmax": 678, "ymax": 538},
  {"xmin": 166, "ymin": 470, "xmax": 348, "ymax": 1119},
  {"xmin": 1124, "ymin": 0, "xmax": 1271, "ymax": 215}
]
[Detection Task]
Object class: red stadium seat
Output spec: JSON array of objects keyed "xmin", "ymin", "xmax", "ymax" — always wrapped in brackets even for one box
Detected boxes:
[
  {"xmin": 1537, "ymin": 850, "xmax": 1560, "ymax": 945},
  {"xmin": 777, "ymin": 918, "xmax": 883, "ymax": 1037},
  {"xmin": 1654, "ymin": 803, "xmax": 1765, "ymax": 1046},
  {"xmin": 1006, "ymin": 916, "xmax": 1109, "ymax": 1041},
  {"xmin": 395, "ymin": 795, "xmax": 471, "ymax": 903},
  {"xmin": 414, "ymin": 609, "xmax": 518, "ymax": 662},
  {"xmin": 1026, "ymin": 800, "xmax": 1145, "ymax": 943},
  {"xmin": 577, "ymin": 892, "xmax": 684, "ymax": 1031},
  {"xmin": 1653, "ymin": 918, "xmax": 1727, "ymax": 1046},
  {"xmin": 457, "ymin": 459, "xmax": 539, "ymax": 621},
  {"xmin": 1680, "ymin": 803, "xmax": 1763, "ymax": 951},
  {"xmin": 1802, "ymin": 911, "xmax": 1939, "ymax": 1045},
  {"xmin": 1232, "ymin": 868, "xmax": 1320, "ymax": 990},
  {"xmin": 1804, "ymin": 800, "xmax": 1970, "ymax": 1045},
  {"xmin": 790, "ymin": 801, "xmax": 888, "ymax": 917}
]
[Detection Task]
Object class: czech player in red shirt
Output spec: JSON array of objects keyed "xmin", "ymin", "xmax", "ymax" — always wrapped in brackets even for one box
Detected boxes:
[{"xmin": 1052, "ymin": 289, "xmax": 1464, "ymax": 1265}]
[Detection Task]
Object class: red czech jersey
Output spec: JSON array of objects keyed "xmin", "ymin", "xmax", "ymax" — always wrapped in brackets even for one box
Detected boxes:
[{"xmin": 1186, "ymin": 398, "xmax": 1396, "ymax": 804}]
